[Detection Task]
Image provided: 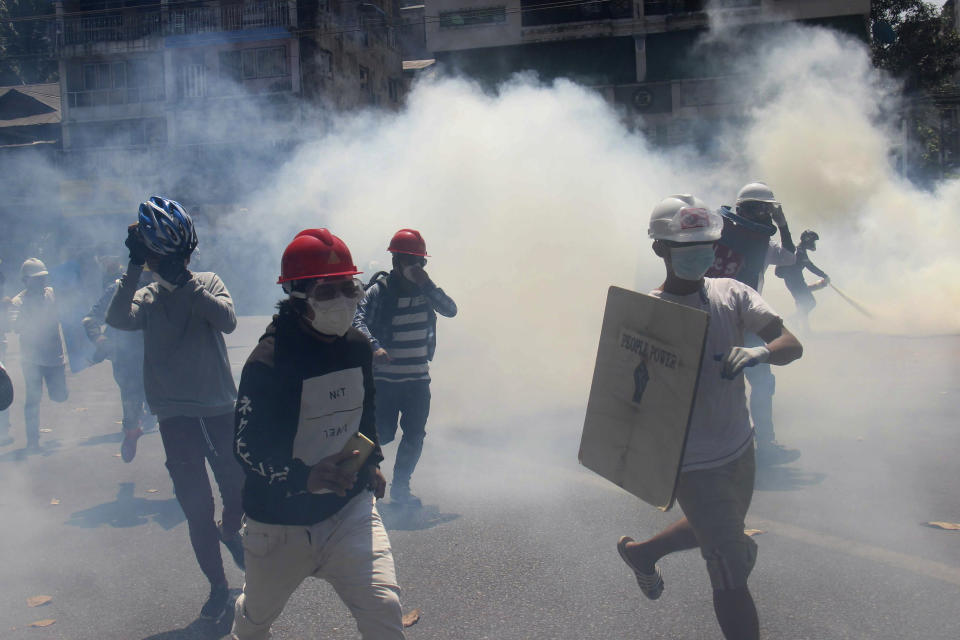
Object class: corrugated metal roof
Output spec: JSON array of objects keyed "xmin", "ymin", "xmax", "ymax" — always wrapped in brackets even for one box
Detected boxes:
[{"xmin": 0, "ymin": 83, "xmax": 62, "ymax": 128}]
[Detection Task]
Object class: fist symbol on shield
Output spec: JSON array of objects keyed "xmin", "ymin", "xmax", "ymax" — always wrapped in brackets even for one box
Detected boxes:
[{"xmin": 633, "ymin": 362, "xmax": 650, "ymax": 404}]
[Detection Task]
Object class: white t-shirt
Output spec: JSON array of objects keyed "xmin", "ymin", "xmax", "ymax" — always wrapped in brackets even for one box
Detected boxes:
[
  {"xmin": 651, "ymin": 278, "xmax": 780, "ymax": 471},
  {"xmin": 759, "ymin": 240, "xmax": 796, "ymax": 293}
]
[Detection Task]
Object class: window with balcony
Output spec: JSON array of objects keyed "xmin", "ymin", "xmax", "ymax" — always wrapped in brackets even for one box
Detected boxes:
[
  {"xmin": 520, "ymin": 0, "xmax": 630, "ymax": 28},
  {"xmin": 317, "ymin": 49, "xmax": 334, "ymax": 78},
  {"xmin": 439, "ymin": 6, "xmax": 507, "ymax": 29},
  {"xmin": 179, "ymin": 64, "xmax": 207, "ymax": 99},
  {"xmin": 168, "ymin": 1, "xmax": 291, "ymax": 35},
  {"xmin": 68, "ymin": 57, "xmax": 164, "ymax": 107},
  {"xmin": 388, "ymin": 78, "xmax": 402, "ymax": 103},
  {"xmin": 642, "ymin": 0, "xmax": 758, "ymax": 16},
  {"xmin": 219, "ymin": 46, "xmax": 289, "ymax": 83},
  {"xmin": 62, "ymin": 4, "xmax": 163, "ymax": 46}
]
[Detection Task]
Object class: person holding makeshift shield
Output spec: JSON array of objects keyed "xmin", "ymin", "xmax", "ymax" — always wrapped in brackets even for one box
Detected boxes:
[
  {"xmin": 106, "ymin": 196, "xmax": 245, "ymax": 621},
  {"xmin": 231, "ymin": 229, "xmax": 405, "ymax": 640},
  {"xmin": 618, "ymin": 195, "xmax": 802, "ymax": 640},
  {"xmin": 706, "ymin": 182, "xmax": 798, "ymax": 466}
]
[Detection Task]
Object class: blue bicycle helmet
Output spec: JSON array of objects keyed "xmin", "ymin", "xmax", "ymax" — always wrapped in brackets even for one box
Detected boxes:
[{"xmin": 138, "ymin": 196, "xmax": 198, "ymax": 256}]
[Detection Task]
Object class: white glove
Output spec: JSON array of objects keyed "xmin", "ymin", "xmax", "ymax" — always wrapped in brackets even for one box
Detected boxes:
[{"xmin": 721, "ymin": 345, "xmax": 770, "ymax": 379}]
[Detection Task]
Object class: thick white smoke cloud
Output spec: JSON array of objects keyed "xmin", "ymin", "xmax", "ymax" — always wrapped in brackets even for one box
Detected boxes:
[
  {"xmin": 230, "ymin": 24, "xmax": 958, "ymax": 426},
  {"xmin": 734, "ymin": 26, "xmax": 960, "ymax": 335},
  {"xmin": 5, "ymin": 22, "xmax": 953, "ymax": 426},
  {"xmin": 243, "ymin": 77, "xmax": 661, "ymax": 424}
]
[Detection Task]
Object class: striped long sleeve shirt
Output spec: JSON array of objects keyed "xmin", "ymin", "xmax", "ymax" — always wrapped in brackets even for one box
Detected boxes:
[{"xmin": 353, "ymin": 272, "xmax": 457, "ymax": 383}]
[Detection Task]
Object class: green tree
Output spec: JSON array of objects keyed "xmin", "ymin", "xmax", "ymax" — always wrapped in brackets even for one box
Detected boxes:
[
  {"xmin": 872, "ymin": 1, "xmax": 960, "ymax": 183},
  {"xmin": 0, "ymin": 0, "xmax": 57, "ymax": 85},
  {"xmin": 871, "ymin": 0, "xmax": 960, "ymax": 92}
]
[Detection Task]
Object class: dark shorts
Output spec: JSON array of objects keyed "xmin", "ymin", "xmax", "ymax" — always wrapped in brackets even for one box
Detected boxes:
[{"xmin": 676, "ymin": 444, "xmax": 757, "ymax": 590}]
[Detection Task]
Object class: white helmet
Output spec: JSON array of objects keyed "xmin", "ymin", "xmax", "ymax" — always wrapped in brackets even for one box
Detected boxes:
[
  {"xmin": 648, "ymin": 194, "xmax": 723, "ymax": 243},
  {"xmin": 20, "ymin": 258, "xmax": 48, "ymax": 279},
  {"xmin": 736, "ymin": 182, "xmax": 779, "ymax": 205}
]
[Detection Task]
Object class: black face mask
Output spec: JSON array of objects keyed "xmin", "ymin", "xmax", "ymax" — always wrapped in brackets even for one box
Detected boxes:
[
  {"xmin": 737, "ymin": 201, "xmax": 772, "ymax": 223},
  {"xmin": 393, "ymin": 255, "xmax": 426, "ymax": 271},
  {"xmin": 721, "ymin": 206, "xmax": 777, "ymax": 236}
]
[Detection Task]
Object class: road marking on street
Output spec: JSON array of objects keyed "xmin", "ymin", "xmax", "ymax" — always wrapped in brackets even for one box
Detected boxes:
[
  {"xmin": 749, "ymin": 517, "xmax": 960, "ymax": 588},
  {"xmin": 566, "ymin": 462, "xmax": 960, "ymax": 587}
]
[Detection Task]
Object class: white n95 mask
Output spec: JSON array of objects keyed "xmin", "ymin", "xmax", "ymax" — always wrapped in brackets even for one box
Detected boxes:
[{"xmin": 306, "ymin": 296, "xmax": 359, "ymax": 336}]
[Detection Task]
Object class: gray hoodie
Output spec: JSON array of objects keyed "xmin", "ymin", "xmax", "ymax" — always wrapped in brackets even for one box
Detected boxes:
[{"xmin": 106, "ymin": 263, "xmax": 237, "ymax": 420}]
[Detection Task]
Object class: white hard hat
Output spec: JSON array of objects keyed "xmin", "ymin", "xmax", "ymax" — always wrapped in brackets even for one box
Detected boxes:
[
  {"xmin": 20, "ymin": 258, "xmax": 48, "ymax": 279},
  {"xmin": 648, "ymin": 194, "xmax": 723, "ymax": 243},
  {"xmin": 736, "ymin": 182, "xmax": 779, "ymax": 205}
]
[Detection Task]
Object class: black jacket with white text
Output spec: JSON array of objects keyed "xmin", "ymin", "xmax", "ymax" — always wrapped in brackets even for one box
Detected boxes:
[{"xmin": 234, "ymin": 308, "xmax": 384, "ymax": 525}]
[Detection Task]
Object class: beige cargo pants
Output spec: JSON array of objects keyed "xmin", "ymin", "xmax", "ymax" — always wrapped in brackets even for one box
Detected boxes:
[{"xmin": 231, "ymin": 492, "xmax": 405, "ymax": 640}]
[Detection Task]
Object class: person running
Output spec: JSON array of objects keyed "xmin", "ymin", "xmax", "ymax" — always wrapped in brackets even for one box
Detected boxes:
[
  {"xmin": 706, "ymin": 182, "xmax": 798, "ymax": 466},
  {"xmin": 9, "ymin": 258, "xmax": 69, "ymax": 452},
  {"xmin": 106, "ymin": 196, "xmax": 245, "ymax": 621},
  {"xmin": 232, "ymin": 229, "xmax": 406, "ymax": 640},
  {"xmin": 775, "ymin": 230, "xmax": 830, "ymax": 333},
  {"xmin": 618, "ymin": 195, "xmax": 802, "ymax": 640},
  {"xmin": 353, "ymin": 229, "xmax": 457, "ymax": 506},
  {"xmin": 82, "ymin": 263, "xmax": 153, "ymax": 461}
]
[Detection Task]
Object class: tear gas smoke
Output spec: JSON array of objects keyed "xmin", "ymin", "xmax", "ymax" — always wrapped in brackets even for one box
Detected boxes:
[
  {"xmin": 2, "ymin": 22, "xmax": 957, "ymax": 430},
  {"xmin": 1, "ymin": 17, "xmax": 959, "ymax": 638},
  {"xmin": 228, "ymin": 25, "xmax": 960, "ymax": 427}
]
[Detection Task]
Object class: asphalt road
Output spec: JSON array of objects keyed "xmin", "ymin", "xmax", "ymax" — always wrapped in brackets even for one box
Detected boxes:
[{"xmin": 0, "ymin": 318, "xmax": 958, "ymax": 639}]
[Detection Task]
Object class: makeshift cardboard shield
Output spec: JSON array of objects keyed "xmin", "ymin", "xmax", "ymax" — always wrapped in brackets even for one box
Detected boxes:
[{"xmin": 578, "ymin": 286, "xmax": 709, "ymax": 510}]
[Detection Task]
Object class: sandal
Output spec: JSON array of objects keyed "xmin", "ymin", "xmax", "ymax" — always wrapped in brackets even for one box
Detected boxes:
[{"xmin": 617, "ymin": 536, "xmax": 664, "ymax": 600}]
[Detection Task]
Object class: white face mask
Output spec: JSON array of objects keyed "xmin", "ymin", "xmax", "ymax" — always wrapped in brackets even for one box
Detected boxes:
[
  {"xmin": 669, "ymin": 245, "xmax": 716, "ymax": 281},
  {"xmin": 305, "ymin": 296, "xmax": 359, "ymax": 336}
]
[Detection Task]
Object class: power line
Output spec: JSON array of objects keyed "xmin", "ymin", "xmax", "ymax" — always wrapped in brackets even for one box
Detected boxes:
[
  {"xmin": 0, "ymin": 0, "xmax": 616, "ymax": 62},
  {"xmin": 2, "ymin": 0, "xmax": 608, "ymax": 27}
]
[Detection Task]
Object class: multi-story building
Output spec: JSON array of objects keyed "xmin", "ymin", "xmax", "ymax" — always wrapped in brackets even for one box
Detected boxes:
[
  {"xmin": 0, "ymin": 83, "xmax": 63, "ymax": 265},
  {"xmin": 423, "ymin": 0, "xmax": 870, "ymax": 145},
  {"xmin": 54, "ymin": 0, "xmax": 405, "ymax": 209}
]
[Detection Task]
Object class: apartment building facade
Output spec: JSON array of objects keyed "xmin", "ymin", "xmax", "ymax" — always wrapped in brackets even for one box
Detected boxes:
[
  {"xmin": 54, "ymin": 0, "xmax": 404, "ymax": 210},
  {"xmin": 423, "ymin": 0, "xmax": 871, "ymax": 146}
]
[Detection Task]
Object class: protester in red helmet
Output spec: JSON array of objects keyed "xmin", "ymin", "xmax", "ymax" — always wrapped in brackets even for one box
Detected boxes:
[
  {"xmin": 231, "ymin": 229, "xmax": 405, "ymax": 640},
  {"xmin": 353, "ymin": 228, "xmax": 457, "ymax": 506}
]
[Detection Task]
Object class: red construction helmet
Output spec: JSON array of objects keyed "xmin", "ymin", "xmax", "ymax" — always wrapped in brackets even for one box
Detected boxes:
[
  {"xmin": 277, "ymin": 229, "xmax": 362, "ymax": 284},
  {"xmin": 387, "ymin": 228, "xmax": 430, "ymax": 257}
]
